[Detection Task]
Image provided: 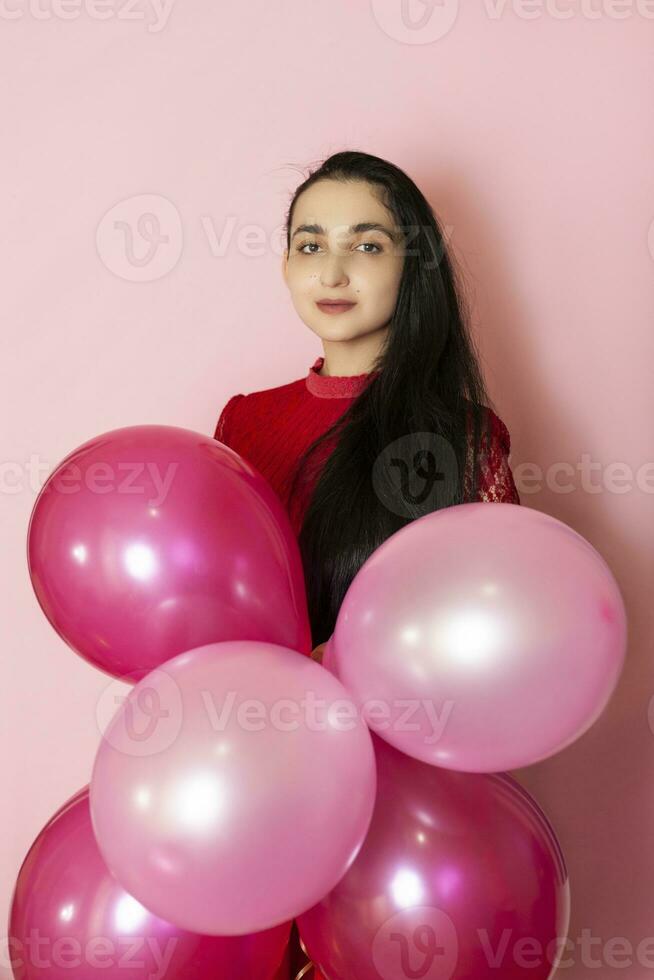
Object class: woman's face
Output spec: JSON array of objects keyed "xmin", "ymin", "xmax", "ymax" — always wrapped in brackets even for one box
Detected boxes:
[{"xmin": 282, "ymin": 178, "xmax": 405, "ymax": 346}]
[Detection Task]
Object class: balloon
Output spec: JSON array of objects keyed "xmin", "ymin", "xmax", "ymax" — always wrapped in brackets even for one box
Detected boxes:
[
  {"xmin": 27, "ymin": 425, "xmax": 312, "ymax": 681},
  {"xmin": 321, "ymin": 634, "xmax": 335, "ymax": 673},
  {"xmin": 328, "ymin": 502, "xmax": 627, "ymax": 772},
  {"xmin": 8, "ymin": 786, "xmax": 290, "ymax": 980},
  {"xmin": 298, "ymin": 733, "xmax": 570, "ymax": 980},
  {"xmin": 90, "ymin": 640, "xmax": 377, "ymax": 936}
]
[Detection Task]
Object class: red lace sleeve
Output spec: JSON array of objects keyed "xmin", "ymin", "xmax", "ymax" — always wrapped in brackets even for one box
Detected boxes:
[
  {"xmin": 213, "ymin": 392, "xmax": 245, "ymax": 448},
  {"xmin": 477, "ymin": 408, "xmax": 520, "ymax": 504}
]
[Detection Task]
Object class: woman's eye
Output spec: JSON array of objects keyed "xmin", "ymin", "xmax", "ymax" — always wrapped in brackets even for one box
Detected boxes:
[{"xmin": 296, "ymin": 241, "xmax": 382, "ymax": 255}]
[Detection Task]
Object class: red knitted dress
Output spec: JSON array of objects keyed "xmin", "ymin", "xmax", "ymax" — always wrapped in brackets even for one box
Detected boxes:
[{"xmin": 214, "ymin": 356, "xmax": 521, "ymax": 980}]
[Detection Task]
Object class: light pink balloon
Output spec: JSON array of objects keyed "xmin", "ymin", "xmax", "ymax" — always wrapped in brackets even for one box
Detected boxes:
[
  {"xmin": 90, "ymin": 641, "xmax": 377, "ymax": 936},
  {"xmin": 27, "ymin": 425, "xmax": 312, "ymax": 681},
  {"xmin": 9, "ymin": 786, "xmax": 291, "ymax": 980},
  {"xmin": 322, "ymin": 634, "xmax": 335, "ymax": 673},
  {"xmin": 329, "ymin": 503, "xmax": 627, "ymax": 772}
]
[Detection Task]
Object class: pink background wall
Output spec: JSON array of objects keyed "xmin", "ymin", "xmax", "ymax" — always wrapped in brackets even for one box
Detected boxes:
[{"xmin": 2, "ymin": 3, "xmax": 652, "ymax": 977}]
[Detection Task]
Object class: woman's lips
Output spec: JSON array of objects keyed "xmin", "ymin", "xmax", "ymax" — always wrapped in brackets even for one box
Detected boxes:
[{"xmin": 316, "ymin": 301, "xmax": 357, "ymax": 315}]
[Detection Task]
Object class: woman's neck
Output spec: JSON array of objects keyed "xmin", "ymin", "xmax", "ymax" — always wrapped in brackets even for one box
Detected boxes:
[{"xmin": 319, "ymin": 329, "xmax": 388, "ymax": 377}]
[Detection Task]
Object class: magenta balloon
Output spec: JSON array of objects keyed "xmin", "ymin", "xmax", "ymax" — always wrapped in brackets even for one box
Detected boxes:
[
  {"xmin": 8, "ymin": 786, "xmax": 290, "ymax": 980},
  {"xmin": 27, "ymin": 425, "xmax": 312, "ymax": 681},
  {"xmin": 298, "ymin": 733, "xmax": 570, "ymax": 980},
  {"xmin": 329, "ymin": 502, "xmax": 627, "ymax": 772},
  {"xmin": 90, "ymin": 640, "xmax": 377, "ymax": 936}
]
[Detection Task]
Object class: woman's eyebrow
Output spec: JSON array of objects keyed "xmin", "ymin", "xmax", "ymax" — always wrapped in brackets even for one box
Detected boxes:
[{"xmin": 291, "ymin": 221, "xmax": 397, "ymax": 241}]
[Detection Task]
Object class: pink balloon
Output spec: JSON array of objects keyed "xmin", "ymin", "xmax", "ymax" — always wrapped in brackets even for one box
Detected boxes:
[
  {"xmin": 27, "ymin": 426, "xmax": 312, "ymax": 681},
  {"xmin": 9, "ymin": 786, "xmax": 290, "ymax": 980},
  {"xmin": 298, "ymin": 733, "xmax": 570, "ymax": 980},
  {"xmin": 90, "ymin": 640, "xmax": 377, "ymax": 936},
  {"xmin": 329, "ymin": 502, "xmax": 627, "ymax": 772},
  {"xmin": 321, "ymin": 634, "xmax": 335, "ymax": 673}
]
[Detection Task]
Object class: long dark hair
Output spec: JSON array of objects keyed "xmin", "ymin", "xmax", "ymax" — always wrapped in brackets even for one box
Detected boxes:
[{"xmin": 285, "ymin": 150, "xmax": 496, "ymax": 647}]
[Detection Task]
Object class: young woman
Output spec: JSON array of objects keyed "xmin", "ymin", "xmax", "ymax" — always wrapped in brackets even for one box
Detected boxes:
[{"xmin": 214, "ymin": 150, "xmax": 520, "ymax": 980}]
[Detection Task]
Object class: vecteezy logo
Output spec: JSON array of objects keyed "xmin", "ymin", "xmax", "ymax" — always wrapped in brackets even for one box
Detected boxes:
[
  {"xmin": 372, "ymin": 906, "xmax": 459, "ymax": 979},
  {"xmin": 648, "ymin": 216, "xmax": 654, "ymax": 263},
  {"xmin": 372, "ymin": 432, "xmax": 459, "ymax": 519},
  {"xmin": 96, "ymin": 193, "xmax": 183, "ymax": 282},
  {"xmin": 370, "ymin": 0, "xmax": 460, "ymax": 44},
  {"xmin": 96, "ymin": 669, "xmax": 183, "ymax": 757}
]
